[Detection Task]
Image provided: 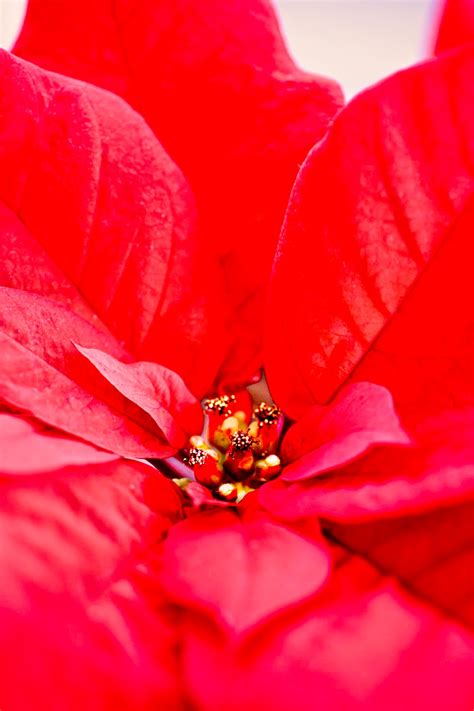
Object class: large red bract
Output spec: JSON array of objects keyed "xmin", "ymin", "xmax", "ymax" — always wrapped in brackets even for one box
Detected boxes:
[
  {"xmin": 0, "ymin": 441, "xmax": 185, "ymax": 711},
  {"xmin": 265, "ymin": 46, "xmax": 474, "ymax": 425},
  {"xmin": 0, "ymin": 48, "xmax": 223, "ymax": 399}
]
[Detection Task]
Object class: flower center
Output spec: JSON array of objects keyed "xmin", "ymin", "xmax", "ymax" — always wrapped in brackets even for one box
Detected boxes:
[{"xmin": 177, "ymin": 393, "xmax": 284, "ymax": 503}]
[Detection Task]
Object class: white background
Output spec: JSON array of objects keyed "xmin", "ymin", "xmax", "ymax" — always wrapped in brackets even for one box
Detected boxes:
[{"xmin": 0, "ymin": 0, "xmax": 437, "ymax": 98}]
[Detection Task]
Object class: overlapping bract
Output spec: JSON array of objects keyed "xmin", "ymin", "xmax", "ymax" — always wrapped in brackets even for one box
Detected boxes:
[
  {"xmin": 162, "ymin": 541, "xmax": 474, "ymax": 711},
  {"xmin": 0, "ymin": 286, "xmax": 203, "ymax": 458},
  {"xmin": 0, "ymin": 49, "xmax": 223, "ymax": 398},
  {"xmin": 0, "ymin": 433, "xmax": 184, "ymax": 711},
  {"xmin": 265, "ymin": 46, "xmax": 474, "ymax": 424},
  {"xmin": 0, "ymin": 412, "xmax": 117, "ymax": 474}
]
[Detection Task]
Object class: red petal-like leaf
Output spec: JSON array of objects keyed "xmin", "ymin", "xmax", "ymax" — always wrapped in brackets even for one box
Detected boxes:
[
  {"xmin": 0, "ymin": 49, "xmax": 223, "ymax": 396},
  {"xmin": 160, "ymin": 509, "xmax": 330, "ymax": 637},
  {"xmin": 75, "ymin": 344, "xmax": 202, "ymax": 450},
  {"xmin": 266, "ymin": 46, "xmax": 474, "ymax": 422},
  {"xmin": 236, "ymin": 499, "xmax": 474, "ymax": 705},
  {"xmin": 261, "ymin": 407, "xmax": 474, "ymax": 522},
  {"xmin": 0, "ymin": 287, "xmax": 197, "ymax": 458},
  {"xmin": 0, "ymin": 202, "xmax": 102, "ymax": 327},
  {"xmin": 13, "ymin": 0, "xmax": 343, "ymax": 387},
  {"xmin": 433, "ymin": 0, "xmax": 474, "ymax": 55},
  {"xmin": 0, "ymin": 413, "xmax": 117, "ymax": 474},
  {"xmin": 0, "ymin": 454, "xmax": 184, "ymax": 710},
  {"xmin": 175, "ymin": 546, "xmax": 474, "ymax": 710},
  {"xmin": 328, "ymin": 500, "xmax": 474, "ymax": 629},
  {"xmin": 281, "ymin": 382, "xmax": 410, "ymax": 482}
]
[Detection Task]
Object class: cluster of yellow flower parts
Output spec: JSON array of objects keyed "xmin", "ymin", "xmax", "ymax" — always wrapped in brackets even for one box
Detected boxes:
[{"xmin": 178, "ymin": 395, "xmax": 284, "ymax": 502}]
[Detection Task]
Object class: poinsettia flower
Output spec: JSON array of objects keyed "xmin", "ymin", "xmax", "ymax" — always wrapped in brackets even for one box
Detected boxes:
[
  {"xmin": 2, "ymin": 2, "xmax": 474, "ymax": 709},
  {"xmin": 12, "ymin": 0, "xmax": 343, "ymax": 389}
]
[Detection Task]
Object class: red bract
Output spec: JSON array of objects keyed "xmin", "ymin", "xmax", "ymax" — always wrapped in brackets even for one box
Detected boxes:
[
  {"xmin": 265, "ymin": 45, "xmax": 474, "ymax": 425},
  {"xmin": 170, "ymin": 545, "xmax": 474, "ymax": 711},
  {"xmin": 433, "ymin": 0, "xmax": 474, "ymax": 54},
  {"xmin": 160, "ymin": 509, "xmax": 330, "ymax": 637},
  {"xmin": 75, "ymin": 345, "xmax": 202, "ymax": 450},
  {"xmin": 0, "ymin": 412, "xmax": 118, "ymax": 474},
  {"xmin": 258, "ymin": 46, "xmax": 474, "ymax": 550},
  {"xmin": 0, "ymin": 49, "xmax": 224, "ymax": 398},
  {"xmin": 0, "ymin": 424, "xmax": 185, "ymax": 710},
  {"xmin": 328, "ymin": 501, "xmax": 474, "ymax": 629},
  {"xmin": 13, "ymin": 0, "xmax": 343, "ymax": 388},
  {"xmin": 260, "ymin": 407, "xmax": 474, "ymax": 521},
  {"xmin": 0, "ymin": 286, "xmax": 200, "ymax": 458},
  {"xmin": 280, "ymin": 382, "xmax": 411, "ymax": 482}
]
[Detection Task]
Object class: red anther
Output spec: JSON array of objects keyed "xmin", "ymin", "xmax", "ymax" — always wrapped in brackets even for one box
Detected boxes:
[
  {"xmin": 186, "ymin": 448, "xmax": 224, "ymax": 488},
  {"xmin": 249, "ymin": 403, "xmax": 284, "ymax": 456},
  {"xmin": 205, "ymin": 392, "xmax": 253, "ymax": 436},
  {"xmin": 224, "ymin": 431, "xmax": 256, "ymax": 481},
  {"xmin": 204, "ymin": 394, "xmax": 237, "ymax": 444}
]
